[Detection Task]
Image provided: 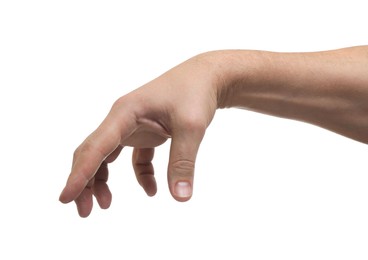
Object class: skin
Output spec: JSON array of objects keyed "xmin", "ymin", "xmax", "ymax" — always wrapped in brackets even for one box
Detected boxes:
[{"xmin": 59, "ymin": 46, "xmax": 368, "ymax": 217}]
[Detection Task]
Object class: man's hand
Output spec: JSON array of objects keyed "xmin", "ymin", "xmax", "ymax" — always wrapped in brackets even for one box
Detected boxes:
[{"xmin": 59, "ymin": 54, "xmax": 220, "ymax": 217}]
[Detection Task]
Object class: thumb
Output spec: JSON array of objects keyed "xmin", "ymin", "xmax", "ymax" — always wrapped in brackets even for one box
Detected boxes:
[{"xmin": 168, "ymin": 125, "xmax": 205, "ymax": 202}]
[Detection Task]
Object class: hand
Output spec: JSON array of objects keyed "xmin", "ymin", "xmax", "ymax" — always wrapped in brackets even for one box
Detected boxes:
[
  {"xmin": 59, "ymin": 53, "xmax": 220, "ymax": 217},
  {"xmin": 60, "ymin": 46, "xmax": 368, "ymax": 217}
]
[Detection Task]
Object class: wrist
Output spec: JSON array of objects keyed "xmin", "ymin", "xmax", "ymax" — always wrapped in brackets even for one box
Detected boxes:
[{"xmin": 197, "ymin": 50, "xmax": 265, "ymax": 109}]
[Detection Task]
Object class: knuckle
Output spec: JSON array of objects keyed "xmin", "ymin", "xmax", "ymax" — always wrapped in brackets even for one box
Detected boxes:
[
  {"xmin": 111, "ymin": 96, "xmax": 125, "ymax": 110},
  {"xmin": 180, "ymin": 115, "xmax": 207, "ymax": 135},
  {"xmin": 80, "ymin": 138, "xmax": 107, "ymax": 159},
  {"xmin": 111, "ymin": 95, "xmax": 134, "ymax": 113},
  {"xmin": 170, "ymin": 159, "xmax": 195, "ymax": 177},
  {"xmin": 80, "ymin": 140, "xmax": 94, "ymax": 153},
  {"xmin": 73, "ymin": 145, "xmax": 82, "ymax": 161}
]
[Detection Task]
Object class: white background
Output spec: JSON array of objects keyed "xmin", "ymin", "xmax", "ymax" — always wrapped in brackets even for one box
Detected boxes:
[{"xmin": 0, "ymin": 0, "xmax": 367, "ymax": 259}]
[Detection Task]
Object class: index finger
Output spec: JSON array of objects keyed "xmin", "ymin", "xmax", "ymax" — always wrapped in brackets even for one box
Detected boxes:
[{"xmin": 59, "ymin": 111, "xmax": 136, "ymax": 203}]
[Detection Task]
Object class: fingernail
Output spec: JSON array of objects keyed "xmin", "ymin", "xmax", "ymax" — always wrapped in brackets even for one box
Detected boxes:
[{"xmin": 174, "ymin": 181, "xmax": 192, "ymax": 198}]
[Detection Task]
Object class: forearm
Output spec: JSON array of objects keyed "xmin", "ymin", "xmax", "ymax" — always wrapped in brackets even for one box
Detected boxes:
[{"xmin": 210, "ymin": 46, "xmax": 368, "ymax": 144}]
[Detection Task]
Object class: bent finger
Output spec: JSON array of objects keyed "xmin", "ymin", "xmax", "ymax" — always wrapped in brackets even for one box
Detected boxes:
[
  {"xmin": 168, "ymin": 125, "xmax": 205, "ymax": 202},
  {"xmin": 60, "ymin": 110, "xmax": 136, "ymax": 204},
  {"xmin": 132, "ymin": 148, "xmax": 157, "ymax": 197},
  {"xmin": 75, "ymin": 188, "xmax": 94, "ymax": 218},
  {"xmin": 92, "ymin": 162, "xmax": 112, "ymax": 209}
]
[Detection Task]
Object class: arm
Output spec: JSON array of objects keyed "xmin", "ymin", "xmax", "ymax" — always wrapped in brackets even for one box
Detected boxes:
[
  {"xmin": 59, "ymin": 46, "xmax": 368, "ymax": 217},
  {"xmin": 215, "ymin": 46, "xmax": 368, "ymax": 143}
]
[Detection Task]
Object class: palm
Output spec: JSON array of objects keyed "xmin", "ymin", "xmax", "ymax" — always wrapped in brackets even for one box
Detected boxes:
[{"xmin": 122, "ymin": 125, "xmax": 169, "ymax": 148}]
